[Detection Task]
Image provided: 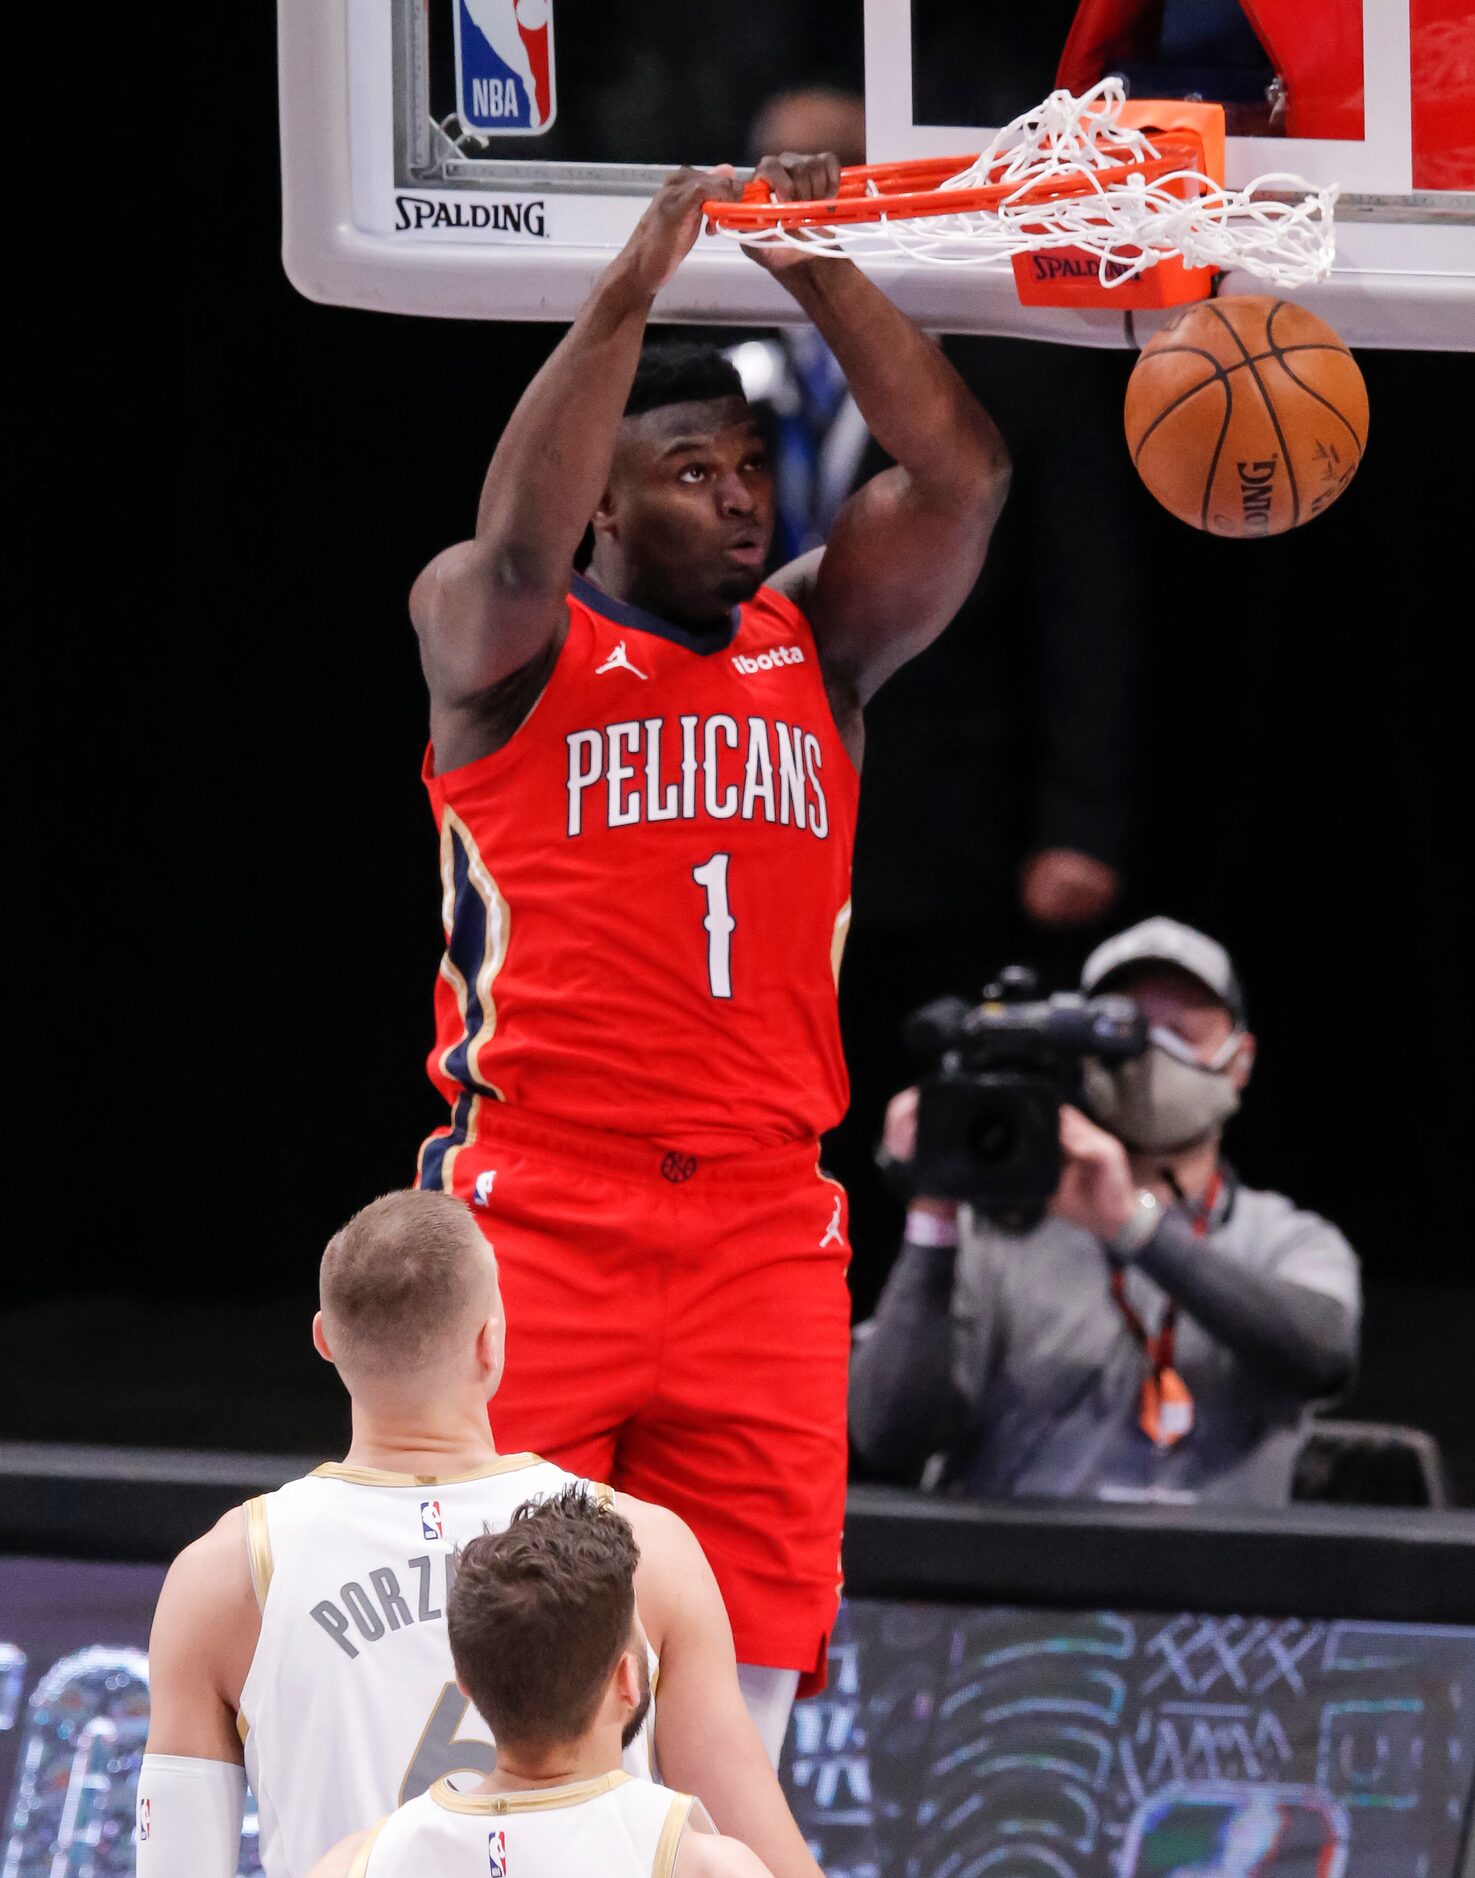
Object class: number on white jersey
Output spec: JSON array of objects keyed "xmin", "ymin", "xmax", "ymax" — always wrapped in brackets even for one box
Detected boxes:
[{"xmin": 400, "ymin": 1683, "xmax": 495, "ymax": 1803}]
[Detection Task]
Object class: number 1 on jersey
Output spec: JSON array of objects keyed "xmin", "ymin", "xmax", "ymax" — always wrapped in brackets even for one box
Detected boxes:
[{"xmin": 692, "ymin": 853, "xmax": 735, "ymax": 999}]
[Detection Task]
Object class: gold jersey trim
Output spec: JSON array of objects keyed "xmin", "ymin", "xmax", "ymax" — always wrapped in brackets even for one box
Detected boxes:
[
  {"xmin": 347, "ymin": 1816, "xmax": 388, "ymax": 1878},
  {"xmin": 830, "ymin": 895, "xmax": 852, "ymax": 988},
  {"xmin": 310, "ymin": 1453, "xmax": 543, "ymax": 1489},
  {"xmin": 244, "ymin": 1496, "xmax": 273, "ymax": 1609},
  {"xmin": 431, "ymin": 1770, "xmax": 633, "ymax": 1816},
  {"xmin": 652, "ymin": 1793, "xmax": 697, "ymax": 1878}
]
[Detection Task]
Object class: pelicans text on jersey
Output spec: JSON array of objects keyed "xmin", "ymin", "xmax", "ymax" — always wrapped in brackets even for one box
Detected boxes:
[
  {"xmin": 419, "ymin": 575, "xmax": 857, "ymax": 1172},
  {"xmin": 414, "ymin": 577, "xmax": 855, "ymax": 1695}
]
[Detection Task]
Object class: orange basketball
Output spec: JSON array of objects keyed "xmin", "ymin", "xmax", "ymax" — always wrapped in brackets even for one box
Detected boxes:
[{"xmin": 1124, "ymin": 296, "xmax": 1369, "ymax": 538}]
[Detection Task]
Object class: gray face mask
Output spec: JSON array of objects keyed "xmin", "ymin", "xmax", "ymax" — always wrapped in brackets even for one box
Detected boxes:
[{"xmin": 1082, "ymin": 1028, "xmax": 1244, "ymax": 1153}]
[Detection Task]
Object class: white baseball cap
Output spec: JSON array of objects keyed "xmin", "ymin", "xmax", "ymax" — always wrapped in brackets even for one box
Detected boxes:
[{"xmin": 1081, "ymin": 916, "xmax": 1246, "ymax": 1024}]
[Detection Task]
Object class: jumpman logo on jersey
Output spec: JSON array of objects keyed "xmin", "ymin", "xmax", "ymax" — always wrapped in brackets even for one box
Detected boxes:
[
  {"xmin": 820, "ymin": 1195, "xmax": 844, "ymax": 1248},
  {"xmin": 595, "ymin": 639, "xmax": 648, "ymax": 680}
]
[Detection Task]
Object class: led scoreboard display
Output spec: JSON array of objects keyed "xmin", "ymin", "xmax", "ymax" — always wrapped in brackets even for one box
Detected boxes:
[
  {"xmin": 4, "ymin": 1559, "xmax": 1474, "ymax": 1875},
  {"xmin": 781, "ymin": 1599, "xmax": 1475, "ymax": 1877}
]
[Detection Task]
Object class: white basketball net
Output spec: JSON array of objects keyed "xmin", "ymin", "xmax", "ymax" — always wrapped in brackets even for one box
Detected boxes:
[{"xmin": 717, "ymin": 82, "xmax": 1337, "ymax": 288}]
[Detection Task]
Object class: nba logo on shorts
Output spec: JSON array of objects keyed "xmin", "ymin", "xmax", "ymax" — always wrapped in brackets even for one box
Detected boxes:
[
  {"xmin": 138, "ymin": 1798, "xmax": 152, "ymax": 1841},
  {"xmin": 420, "ymin": 1499, "xmax": 444, "ymax": 1541},
  {"xmin": 488, "ymin": 1827, "xmax": 508, "ymax": 1875},
  {"xmin": 455, "ymin": 0, "xmax": 556, "ymax": 136}
]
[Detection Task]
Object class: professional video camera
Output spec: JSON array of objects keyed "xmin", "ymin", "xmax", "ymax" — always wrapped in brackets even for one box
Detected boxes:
[{"xmin": 908, "ymin": 966, "xmax": 1148, "ymax": 1229}]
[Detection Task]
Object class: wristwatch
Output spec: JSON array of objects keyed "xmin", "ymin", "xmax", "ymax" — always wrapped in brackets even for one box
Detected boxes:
[
  {"xmin": 904, "ymin": 1203, "xmax": 961, "ymax": 1249},
  {"xmin": 1107, "ymin": 1188, "xmax": 1162, "ymax": 1261}
]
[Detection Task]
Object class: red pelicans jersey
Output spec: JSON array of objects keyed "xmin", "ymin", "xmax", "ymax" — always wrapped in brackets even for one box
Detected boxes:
[{"xmin": 420, "ymin": 575, "xmax": 857, "ymax": 1167}]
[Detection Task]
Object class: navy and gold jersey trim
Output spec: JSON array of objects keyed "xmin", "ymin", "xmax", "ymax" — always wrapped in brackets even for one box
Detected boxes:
[
  {"xmin": 418, "ymin": 1090, "xmax": 497, "ymax": 1195},
  {"xmin": 435, "ymin": 808, "xmax": 510, "ymax": 1099},
  {"xmin": 570, "ymin": 572, "xmax": 739, "ymax": 656}
]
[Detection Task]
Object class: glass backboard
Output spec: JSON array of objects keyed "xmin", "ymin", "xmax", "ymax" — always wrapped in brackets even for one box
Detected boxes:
[{"xmin": 278, "ymin": 0, "xmax": 1474, "ymax": 346}]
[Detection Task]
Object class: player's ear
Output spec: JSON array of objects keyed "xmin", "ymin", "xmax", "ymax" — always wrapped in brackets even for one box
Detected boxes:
[
  {"xmin": 591, "ymin": 480, "xmax": 618, "ymax": 539},
  {"xmin": 612, "ymin": 1647, "xmax": 640, "ymax": 1709},
  {"xmin": 312, "ymin": 1311, "xmax": 335, "ymax": 1364},
  {"xmin": 1231, "ymin": 1030, "xmax": 1257, "ymax": 1090},
  {"xmin": 475, "ymin": 1310, "xmax": 505, "ymax": 1397}
]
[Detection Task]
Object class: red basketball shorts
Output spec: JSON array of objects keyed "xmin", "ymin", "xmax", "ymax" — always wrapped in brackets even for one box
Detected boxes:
[{"xmin": 424, "ymin": 1104, "xmax": 851, "ymax": 1697}]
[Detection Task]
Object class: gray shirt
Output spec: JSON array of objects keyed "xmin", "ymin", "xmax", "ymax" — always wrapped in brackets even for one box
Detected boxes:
[{"xmin": 849, "ymin": 1177, "xmax": 1361, "ymax": 1507}]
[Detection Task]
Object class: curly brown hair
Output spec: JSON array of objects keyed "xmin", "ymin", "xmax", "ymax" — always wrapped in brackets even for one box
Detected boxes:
[{"xmin": 449, "ymin": 1485, "xmax": 641, "ymax": 1754}]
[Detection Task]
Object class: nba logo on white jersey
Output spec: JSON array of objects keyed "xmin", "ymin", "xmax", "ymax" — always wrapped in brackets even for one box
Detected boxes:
[
  {"xmin": 138, "ymin": 1799, "xmax": 151, "ymax": 1842},
  {"xmin": 488, "ymin": 1827, "xmax": 508, "ymax": 1875},
  {"xmin": 420, "ymin": 1500, "xmax": 445, "ymax": 1541},
  {"xmin": 455, "ymin": 0, "xmax": 556, "ymax": 136}
]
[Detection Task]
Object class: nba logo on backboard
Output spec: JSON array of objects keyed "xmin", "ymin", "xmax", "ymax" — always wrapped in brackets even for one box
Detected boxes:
[
  {"xmin": 455, "ymin": 0, "xmax": 556, "ymax": 136},
  {"xmin": 420, "ymin": 1500, "xmax": 444, "ymax": 1541},
  {"xmin": 138, "ymin": 1798, "xmax": 151, "ymax": 1841},
  {"xmin": 488, "ymin": 1827, "xmax": 508, "ymax": 1875}
]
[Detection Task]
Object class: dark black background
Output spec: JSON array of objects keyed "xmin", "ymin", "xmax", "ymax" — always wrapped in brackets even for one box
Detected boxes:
[{"xmin": 11, "ymin": 3, "xmax": 1471, "ymax": 1495}]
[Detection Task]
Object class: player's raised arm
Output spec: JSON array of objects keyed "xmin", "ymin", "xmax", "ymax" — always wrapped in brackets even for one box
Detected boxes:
[
  {"xmin": 750, "ymin": 154, "xmax": 1011, "ymax": 707},
  {"xmin": 411, "ymin": 165, "xmax": 740, "ymax": 761},
  {"xmin": 137, "ymin": 1512, "xmax": 257, "ymax": 1877},
  {"xmin": 621, "ymin": 1497, "xmax": 825, "ymax": 1878}
]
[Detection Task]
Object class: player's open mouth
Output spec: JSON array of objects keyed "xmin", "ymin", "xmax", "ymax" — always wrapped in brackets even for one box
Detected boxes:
[{"xmin": 724, "ymin": 538, "xmax": 765, "ymax": 565}]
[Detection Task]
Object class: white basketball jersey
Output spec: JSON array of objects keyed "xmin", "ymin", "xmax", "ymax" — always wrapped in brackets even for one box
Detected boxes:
[
  {"xmin": 351, "ymin": 1772, "xmax": 706, "ymax": 1878},
  {"xmin": 237, "ymin": 1455, "xmax": 657, "ymax": 1878}
]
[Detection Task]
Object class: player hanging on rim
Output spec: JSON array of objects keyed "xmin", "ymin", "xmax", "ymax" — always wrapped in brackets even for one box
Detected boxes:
[
  {"xmin": 137, "ymin": 1192, "xmax": 824, "ymax": 1878},
  {"xmin": 411, "ymin": 152, "xmax": 1010, "ymax": 1746}
]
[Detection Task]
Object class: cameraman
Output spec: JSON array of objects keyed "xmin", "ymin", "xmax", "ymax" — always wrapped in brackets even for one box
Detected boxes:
[{"xmin": 848, "ymin": 918, "xmax": 1361, "ymax": 1505}]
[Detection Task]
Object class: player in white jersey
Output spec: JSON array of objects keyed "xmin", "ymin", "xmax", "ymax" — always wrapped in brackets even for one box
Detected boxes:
[
  {"xmin": 139, "ymin": 1190, "xmax": 822, "ymax": 1878},
  {"xmin": 308, "ymin": 1488, "xmax": 769, "ymax": 1878}
]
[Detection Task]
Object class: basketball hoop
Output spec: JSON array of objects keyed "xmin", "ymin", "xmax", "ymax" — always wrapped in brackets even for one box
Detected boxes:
[{"xmin": 705, "ymin": 82, "xmax": 1338, "ymax": 309}]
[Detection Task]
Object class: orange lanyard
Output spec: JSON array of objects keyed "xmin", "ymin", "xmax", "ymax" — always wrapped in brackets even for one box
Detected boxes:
[{"xmin": 1111, "ymin": 1170, "xmax": 1223, "ymax": 1449}]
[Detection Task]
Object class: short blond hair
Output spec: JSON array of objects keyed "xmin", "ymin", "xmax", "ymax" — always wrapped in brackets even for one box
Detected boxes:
[{"xmin": 320, "ymin": 1190, "xmax": 493, "ymax": 1373}]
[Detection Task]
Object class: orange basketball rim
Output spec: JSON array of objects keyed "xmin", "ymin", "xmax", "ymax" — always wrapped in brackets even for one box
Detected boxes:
[
  {"xmin": 708, "ymin": 100, "xmax": 1225, "ymax": 237},
  {"xmin": 700, "ymin": 88, "xmax": 1335, "ymax": 312}
]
